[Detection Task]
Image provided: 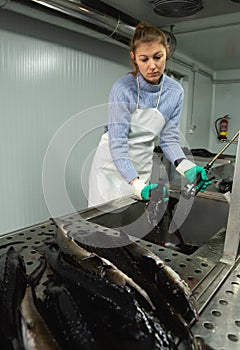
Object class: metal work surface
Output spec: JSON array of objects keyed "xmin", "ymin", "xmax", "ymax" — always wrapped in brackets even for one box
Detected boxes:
[
  {"xmin": 0, "ymin": 213, "xmax": 239, "ymax": 349},
  {"xmin": 191, "ymin": 258, "xmax": 240, "ymax": 350}
]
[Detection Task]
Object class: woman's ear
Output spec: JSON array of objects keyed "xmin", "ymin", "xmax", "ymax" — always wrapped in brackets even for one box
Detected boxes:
[
  {"xmin": 130, "ymin": 51, "xmax": 135, "ymax": 63},
  {"xmin": 166, "ymin": 45, "xmax": 170, "ymax": 59}
]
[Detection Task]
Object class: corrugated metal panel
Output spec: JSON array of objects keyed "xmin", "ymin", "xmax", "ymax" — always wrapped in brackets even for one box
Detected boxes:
[{"xmin": 0, "ymin": 10, "xmax": 129, "ymax": 235}]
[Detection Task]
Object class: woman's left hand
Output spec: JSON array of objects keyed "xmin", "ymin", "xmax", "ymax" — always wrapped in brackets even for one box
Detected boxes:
[{"xmin": 184, "ymin": 166, "xmax": 212, "ymax": 192}]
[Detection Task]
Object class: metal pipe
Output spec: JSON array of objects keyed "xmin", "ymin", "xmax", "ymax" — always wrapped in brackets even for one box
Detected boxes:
[
  {"xmin": 0, "ymin": 0, "xmax": 135, "ymax": 47},
  {"xmin": 207, "ymin": 130, "xmax": 240, "ymax": 168}
]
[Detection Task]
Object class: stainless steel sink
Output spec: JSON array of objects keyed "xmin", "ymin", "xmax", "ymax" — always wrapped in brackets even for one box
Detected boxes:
[{"xmin": 88, "ymin": 192, "xmax": 229, "ymax": 254}]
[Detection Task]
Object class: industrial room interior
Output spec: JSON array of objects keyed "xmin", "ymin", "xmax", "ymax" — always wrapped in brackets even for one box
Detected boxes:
[{"xmin": 0, "ymin": 0, "xmax": 240, "ymax": 349}]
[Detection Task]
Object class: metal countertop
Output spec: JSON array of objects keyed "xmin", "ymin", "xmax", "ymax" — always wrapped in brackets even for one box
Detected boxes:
[{"xmin": 0, "ymin": 211, "xmax": 239, "ymax": 350}]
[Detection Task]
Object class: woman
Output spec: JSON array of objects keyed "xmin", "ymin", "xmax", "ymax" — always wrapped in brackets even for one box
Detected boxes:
[{"xmin": 88, "ymin": 23, "xmax": 211, "ymax": 207}]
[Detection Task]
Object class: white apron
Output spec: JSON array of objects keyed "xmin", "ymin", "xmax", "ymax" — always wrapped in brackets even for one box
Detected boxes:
[{"xmin": 88, "ymin": 78, "xmax": 165, "ymax": 207}]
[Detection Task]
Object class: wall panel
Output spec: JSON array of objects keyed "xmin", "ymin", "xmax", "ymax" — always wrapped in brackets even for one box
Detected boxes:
[{"xmin": 0, "ymin": 10, "xmax": 129, "ymax": 234}]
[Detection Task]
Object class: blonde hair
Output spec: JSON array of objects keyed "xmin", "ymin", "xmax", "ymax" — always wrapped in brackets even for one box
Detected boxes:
[{"xmin": 130, "ymin": 23, "xmax": 168, "ymax": 75}]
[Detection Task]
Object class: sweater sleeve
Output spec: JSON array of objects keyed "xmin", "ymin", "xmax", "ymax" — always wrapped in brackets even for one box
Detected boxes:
[
  {"xmin": 107, "ymin": 79, "xmax": 139, "ymax": 183},
  {"xmin": 160, "ymin": 89, "xmax": 186, "ymax": 164}
]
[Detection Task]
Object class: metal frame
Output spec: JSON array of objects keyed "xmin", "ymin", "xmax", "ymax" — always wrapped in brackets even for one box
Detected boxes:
[{"xmin": 221, "ymin": 130, "xmax": 240, "ymax": 264}]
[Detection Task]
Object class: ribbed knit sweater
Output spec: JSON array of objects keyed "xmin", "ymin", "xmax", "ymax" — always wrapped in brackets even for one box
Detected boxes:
[{"xmin": 104, "ymin": 72, "xmax": 186, "ymax": 183}]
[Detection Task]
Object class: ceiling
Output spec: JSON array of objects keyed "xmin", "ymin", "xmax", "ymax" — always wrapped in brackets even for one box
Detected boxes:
[{"xmin": 101, "ymin": 0, "xmax": 240, "ymax": 71}]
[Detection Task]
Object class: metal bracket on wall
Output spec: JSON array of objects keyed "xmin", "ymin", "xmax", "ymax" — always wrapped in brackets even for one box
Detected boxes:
[{"xmin": 221, "ymin": 130, "xmax": 240, "ymax": 265}]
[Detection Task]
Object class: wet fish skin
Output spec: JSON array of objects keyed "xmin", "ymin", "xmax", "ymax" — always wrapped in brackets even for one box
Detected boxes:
[
  {"xmin": 21, "ymin": 286, "xmax": 60, "ymax": 350},
  {"xmin": 36, "ymin": 242, "xmax": 141, "ymax": 316},
  {"xmin": 42, "ymin": 279, "xmax": 97, "ymax": 350},
  {"xmin": 0, "ymin": 247, "xmax": 27, "ymax": 350},
  {"xmin": 68, "ymin": 283, "xmax": 159, "ymax": 350},
  {"xmin": 78, "ymin": 239, "xmax": 200, "ymax": 349},
  {"xmin": 36, "ymin": 242, "xmax": 158, "ymax": 350},
  {"xmin": 55, "ymin": 224, "xmax": 154, "ymax": 311},
  {"xmin": 74, "ymin": 227, "xmax": 197, "ymax": 322},
  {"xmin": 123, "ymin": 240, "xmax": 199, "ymax": 322},
  {"xmin": 0, "ymin": 327, "xmax": 14, "ymax": 350}
]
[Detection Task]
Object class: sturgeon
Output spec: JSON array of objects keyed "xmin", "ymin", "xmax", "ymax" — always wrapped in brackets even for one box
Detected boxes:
[
  {"xmin": 0, "ymin": 247, "xmax": 27, "ymax": 350},
  {"xmin": 72, "ymin": 231, "xmax": 201, "ymax": 349},
  {"xmin": 54, "ymin": 222, "xmax": 154, "ymax": 310},
  {"xmin": 21, "ymin": 286, "xmax": 60, "ymax": 350},
  {"xmin": 35, "ymin": 242, "xmax": 174, "ymax": 350},
  {"xmin": 42, "ymin": 279, "xmax": 98, "ymax": 350}
]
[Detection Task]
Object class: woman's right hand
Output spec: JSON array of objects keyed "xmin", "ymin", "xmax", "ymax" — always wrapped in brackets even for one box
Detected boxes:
[{"xmin": 131, "ymin": 179, "xmax": 158, "ymax": 200}]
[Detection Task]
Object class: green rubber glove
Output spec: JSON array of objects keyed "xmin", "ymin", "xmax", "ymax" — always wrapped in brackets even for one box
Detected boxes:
[
  {"xmin": 141, "ymin": 183, "xmax": 158, "ymax": 200},
  {"xmin": 161, "ymin": 185, "xmax": 169, "ymax": 203},
  {"xmin": 184, "ymin": 166, "xmax": 212, "ymax": 192}
]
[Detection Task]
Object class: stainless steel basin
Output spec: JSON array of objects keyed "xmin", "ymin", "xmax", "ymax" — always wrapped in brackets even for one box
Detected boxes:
[{"xmin": 88, "ymin": 193, "xmax": 229, "ymax": 254}]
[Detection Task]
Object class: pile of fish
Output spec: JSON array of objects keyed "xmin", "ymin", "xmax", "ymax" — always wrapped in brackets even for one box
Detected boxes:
[{"xmin": 0, "ymin": 221, "xmax": 213, "ymax": 350}]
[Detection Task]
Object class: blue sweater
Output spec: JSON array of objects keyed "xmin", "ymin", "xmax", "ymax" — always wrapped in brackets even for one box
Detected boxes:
[{"xmin": 105, "ymin": 72, "xmax": 186, "ymax": 183}]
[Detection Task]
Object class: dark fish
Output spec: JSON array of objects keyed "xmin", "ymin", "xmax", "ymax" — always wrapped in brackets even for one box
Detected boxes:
[
  {"xmin": 145, "ymin": 191, "xmax": 199, "ymax": 254},
  {"xmin": 145, "ymin": 181, "xmax": 170, "ymax": 228},
  {"xmin": 42, "ymin": 279, "xmax": 97, "ymax": 350},
  {"xmin": 75, "ymin": 227, "xmax": 198, "ymax": 322},
  {"xmin": 0, "ymin": 247, "xmax": 27, "ymax": 350},
  {"xmin": 20, "ymin": 257, "xmax": 60, "ymax": 349},
  {"xmin": 21, "ymin": 286, "xmax": 61, "ymax": 350},
  {"xmin": 123, "ymin": 239, "xmax": 199, "ymax": 322},
  {"xmin": 55, "ymin": 223, "xmax": 154, "ymax": 310},
  {"xmin": 76, "ymin": 234, "xmax": 200, "ymax": 349},
  {"xmin": 35, "ymin": 242, "xmax": 168, "ymax": 350}
]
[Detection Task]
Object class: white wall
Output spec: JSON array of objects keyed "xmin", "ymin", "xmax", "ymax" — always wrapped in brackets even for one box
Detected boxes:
[
  {"xmin": 209, "ymin": 69, "xmax": 240, "ymax": 155},
  {"xmin": 0, "ymin": 10, "xmax": 130, "ymax": 235},
  {"xmin": 166, "ymin": 52, "xmax": 214, "ymax": 151}
]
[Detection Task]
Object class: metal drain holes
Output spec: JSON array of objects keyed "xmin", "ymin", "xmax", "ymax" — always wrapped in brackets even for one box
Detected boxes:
[
  {"xmin": 194, "ymin": 336, "xmax": 205, "ymax": 344},
  {"xmin": 195, "ymin": 269, "xmax": 202, "ymax": 274},
  {"xmin": 231, "ymin": 281, "xmax": 240, "ymax": 286},
  {"xmin": 201, "ymin": 262, "xmax": 208, "ymax": 267},
  {"xmin": 235, "ymin": 320, "xmax": 240, "ymax": 327},
  {"xmin": 164, "ymin": 258, "xmax": 172, "ymax": 263},
  {"xmin": 219, "ymin": 299, "xmax": 229, "ymax": 306},
  {"xmin": 203, "ymin": 321, "xmax": 214, "ymax": 330},
  {"xmin": 227, "ymin": 334, "xmax": 239, "ymax": 342},
  {"xmin": 187, "ymin": 276, "xmax": 194, "ymax": 281},
  {"xmin": 211, "ymin": 310, "xmax": 221, "ymax": 317},
  {"xmin": 171, "ymin": 252, "xmax": 178, "ymax": 257},
  {"xmin": 225, "ymin": 290, "xmax": 234, "ymax": 295},
  {"xmin": 179, "ymin": 263, "xmax": 186, "ymax": 268},
  {"xmin": 30, "ymin": 250, "xmax": 37, "ymax": 255}
]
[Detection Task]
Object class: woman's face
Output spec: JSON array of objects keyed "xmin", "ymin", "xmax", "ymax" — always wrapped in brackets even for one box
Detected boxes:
[{"xmin": 131, "ymin": 41, "xmax": 167, "ymax": 85}]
